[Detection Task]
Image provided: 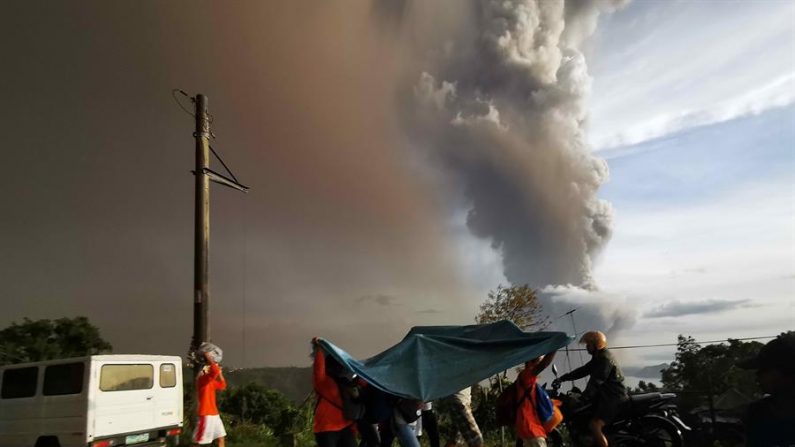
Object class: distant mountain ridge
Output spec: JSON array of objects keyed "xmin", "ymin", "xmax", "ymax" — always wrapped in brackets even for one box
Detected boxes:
[
  {"xmin": 224, "ymin": 366, "xmax": 313, "ymax": 403},
  {"xmin": 218, "ymin": 363, "xmax": 669, "ymax": 402}
]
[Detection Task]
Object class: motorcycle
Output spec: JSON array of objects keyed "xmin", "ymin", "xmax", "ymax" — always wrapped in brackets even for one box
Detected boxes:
[{"xmin": 546, "ymin": 365, "xmax": 689, "ymax": 447}]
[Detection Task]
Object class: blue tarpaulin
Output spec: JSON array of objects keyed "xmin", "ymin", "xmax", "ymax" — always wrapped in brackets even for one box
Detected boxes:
[{"xmin": 317, "ymin": 320, "xmax": 573, "ymax": 401}]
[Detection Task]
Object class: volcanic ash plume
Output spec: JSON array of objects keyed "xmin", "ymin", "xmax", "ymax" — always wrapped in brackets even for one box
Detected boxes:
[{"xmin": 400, "ymin": 0, "xmax": 624, "ymax": 290}]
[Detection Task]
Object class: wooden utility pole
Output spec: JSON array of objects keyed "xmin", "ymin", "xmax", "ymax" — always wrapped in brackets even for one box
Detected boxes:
[
  {"xmin": 192, "ymin": 94, "xmax": 211, "ymax": 351},
  {"xmin": 188, "ymin": 93, "xmax": 248, "ymax": 358}
]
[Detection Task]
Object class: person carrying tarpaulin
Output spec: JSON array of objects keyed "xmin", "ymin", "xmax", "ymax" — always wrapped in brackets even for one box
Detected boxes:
[
  {"xmin": 312, "ymin": 337, "xmax": 357, "ymax": 447},
  {"xmin": 552, "ymin": 331, "xmax": 626, "ymax": 447},
  {"xmin": 514, "ymin": 351, "xmax": 560, "ymax": 447},
  {"xmin": 193, "ymin": 347, "xmax": 227, "ymax": 447}
]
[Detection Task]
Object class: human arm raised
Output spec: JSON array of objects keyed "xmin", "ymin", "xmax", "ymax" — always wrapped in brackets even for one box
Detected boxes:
[
  {"xmin": 529, "ymin": 351, "xmax": 557, "ymax": 376},
  {"xmin": 203, "ymin": 351, "xmax": 226, "ymax": 389},
  {"xmin": 312, "ymin": 337, "xmax": 332, "ymax": 390}
]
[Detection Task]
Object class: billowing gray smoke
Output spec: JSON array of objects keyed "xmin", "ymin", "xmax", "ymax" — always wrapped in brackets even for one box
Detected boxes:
[{"xmin": 398, "ymin": 0, "xmax": 624, "ymax": 290}]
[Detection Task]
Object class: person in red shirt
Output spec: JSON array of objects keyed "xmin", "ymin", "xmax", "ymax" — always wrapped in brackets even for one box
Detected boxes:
[
  {"xmin": 515, "ymin": 351, "xmax": 557, "ymax": 447},
  {"xmin": 312, "ymin": 337, "xmax": 357, "ymax": 447},
  {"xmin": 193, "ymin": 351, "xmax": 227, "ymax": 446}
]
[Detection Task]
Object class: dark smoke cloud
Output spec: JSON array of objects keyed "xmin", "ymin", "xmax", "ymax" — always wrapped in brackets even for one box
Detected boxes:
[
  {"xmin": 397, "ymin": 0, "xmax": 616, "ymax": 290},
  {"xmin": 390, "ymin": 0, "xmax": 636, "ymax": 333},
  {"xmin": 645, "ymin": 299, "xmax": 753, "ymax": 318},
  {"xmin": 356, "ymin": 295, "xmax": 398, "ymax": 307},
  {"xmin": 541, "ymin": 285, "xmax": 637, "ymax": 337},
  {"xmin": 416, "ymin": 309, "xmax": 442, "ymax": 315}
]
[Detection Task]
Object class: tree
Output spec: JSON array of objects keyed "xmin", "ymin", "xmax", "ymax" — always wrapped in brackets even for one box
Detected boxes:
[
  {"xmin": 632, "ymin": 380, "xmax": 660, "ymax": 393},
  {"xmin": 660, "ymin": 334, "xmax": 763, "ymax": 410},
  {"xmin": 0, "ymin": 316, "xmax": 112, "ymax": 365},
  {"xmin": 476, "ymin": 284, "xmax": 549, "ymax": 330}
]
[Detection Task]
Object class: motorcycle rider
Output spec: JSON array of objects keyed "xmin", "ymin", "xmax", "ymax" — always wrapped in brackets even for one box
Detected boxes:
[
  {"xmin": 552, "ymin": 331, "xmax": 627, "ymax": 447},
  {"xmin": 738, "ymin": 331, "xmax": 795, "ymax": 447}
]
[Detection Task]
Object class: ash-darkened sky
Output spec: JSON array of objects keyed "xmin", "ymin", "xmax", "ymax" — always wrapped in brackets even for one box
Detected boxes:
[
  {"xmin": 0, "ymin": 1, "xmax": 490, "ymax": 365},
  {"xmin": 1, "ymin": 0, "xmax": 622, "ymax": 365},
  {"xmin": 7, "ymin": 1, "xmax": 788, "ymax": 370}
]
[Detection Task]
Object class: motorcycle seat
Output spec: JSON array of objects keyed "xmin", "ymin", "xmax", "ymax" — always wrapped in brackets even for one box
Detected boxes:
[{"xmin": 629, "ymin": 392, "xmax": 663, "ymax": 404}]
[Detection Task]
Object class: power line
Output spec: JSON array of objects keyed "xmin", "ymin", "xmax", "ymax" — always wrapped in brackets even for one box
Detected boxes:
[
  {"xmin": 567, "ymin": 309, "xmax": 585, "ymax": 366},
  {"xmin": 539, "ymin": 309, "xmax": 577, "ymax": 330},
  {"xmin": 566, "ymin": 335, "xmax": 777, "ymax": 352}
]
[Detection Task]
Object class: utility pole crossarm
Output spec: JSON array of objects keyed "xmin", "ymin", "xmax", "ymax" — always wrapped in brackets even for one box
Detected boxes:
[{"xmin": 199, "ymin": 167, "xmax": 249, "ymax": 192}]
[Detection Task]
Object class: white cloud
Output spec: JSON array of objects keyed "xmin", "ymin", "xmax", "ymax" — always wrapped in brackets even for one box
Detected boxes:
[
  {"xmin": 644, "ymin": 298, "xmax": 753, "ymax": 318},
  {"xmin": 588, "ymin": 1, "xmax": 795, "ymax": 150},
  {"xmin": 592, "ymin": 73, "xmax": 795, "ymax": 150}
]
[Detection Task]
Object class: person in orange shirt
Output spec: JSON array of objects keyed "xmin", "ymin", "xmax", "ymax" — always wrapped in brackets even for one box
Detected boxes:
[
  {"xmin": 312, "ymin": 338, "xmax": 357, "ymax": 447},
  {"xmin": 515, "ymin": 351, "xmax": 557, "ymax": 447},
  {"xmin": 193, "ymin": 351, "xmax": 227, "ymax": 446}
]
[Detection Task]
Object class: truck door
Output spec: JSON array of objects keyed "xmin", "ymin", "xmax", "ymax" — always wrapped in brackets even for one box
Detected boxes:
[
  {"xmin": 0, "ymin": 366, "xmax": 40, "ymax": 447},
  {"xmin": 153, "ymin": 362, "xmax": 182, "ymax": 428},
  {"xmin": 93, "ymin": 363, "xmax": 156, "ymax": 437}
]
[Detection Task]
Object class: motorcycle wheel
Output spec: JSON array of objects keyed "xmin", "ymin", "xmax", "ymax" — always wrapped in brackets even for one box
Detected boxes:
[
  {"xmin": 547, "ymin": 428, "xmax": 566, "ymax": 447},
  {"xmin": 631, "ymin": 417, "xmax": 683, "ymax": 447}
]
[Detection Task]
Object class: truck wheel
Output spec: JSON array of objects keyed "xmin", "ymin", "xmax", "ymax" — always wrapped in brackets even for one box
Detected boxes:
[{"xmin": 35, "ymin": 437, "xmax": 60, "ymax": 447}]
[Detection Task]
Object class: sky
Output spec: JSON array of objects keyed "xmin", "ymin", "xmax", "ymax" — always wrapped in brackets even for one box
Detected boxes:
[
  {"xmin": 0, "ymin": 0, "xmax": 792, "ymax": 375},
  {"xmin": 575, "ymin": 0, "xmax": 795, "ymax": 374}
]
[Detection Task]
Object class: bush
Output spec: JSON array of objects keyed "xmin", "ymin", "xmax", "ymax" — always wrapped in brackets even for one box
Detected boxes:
[
  {"xmin": 224, "ymin": 420, "xmax": 278, "ymax": 446},
  {"xmin": 219, "ymin": 383, "xmax": 296, "ymax": 436}
]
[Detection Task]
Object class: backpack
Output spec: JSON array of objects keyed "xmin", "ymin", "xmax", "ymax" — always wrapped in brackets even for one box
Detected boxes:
[
  {"xmin": 395, "ymin": 398, "xmax": 423, "ymax": 423},
  {"xmin": 534, "ymin": 383, "xmax": 562, "ymax": 432},
  {"xmin": 362, "ymin": 386, "xmax": 392, "ymax": 424},
  {"xmin": 496, "ymin": 381, "xmax": 561, "ymax": 431},
  {"xmin": 495, "ymin": 382, "xmax": 524, "ymax": 427},
  {"xmin": 333, "ymin": 377, "xmax": 366, "ymax": 421}
]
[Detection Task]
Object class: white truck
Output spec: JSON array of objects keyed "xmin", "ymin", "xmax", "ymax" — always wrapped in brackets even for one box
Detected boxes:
[{"xmin": 0, "ymin": 355, "xmax": 183, "ymax": 447}]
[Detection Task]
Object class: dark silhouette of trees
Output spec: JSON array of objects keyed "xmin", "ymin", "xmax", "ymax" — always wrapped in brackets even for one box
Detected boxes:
[
  {"xmin": 0, "ymin": 316, "xmax": 112, "ymax": 365},
  {"xmin": 661, "ymin": 335, "xmax": 762, "ymax": 410}
]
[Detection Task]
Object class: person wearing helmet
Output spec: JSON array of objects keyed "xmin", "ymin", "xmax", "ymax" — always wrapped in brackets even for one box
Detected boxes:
[
  {"xmin": 552, "ymin": 331, "xmax": 627, "ymax": 447},
  {"xmin": 738, "ymin": 331, "xmax": 795, "ymax": 447}
]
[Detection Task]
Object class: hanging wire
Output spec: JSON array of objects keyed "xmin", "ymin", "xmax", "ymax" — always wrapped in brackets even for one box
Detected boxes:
[
  {"xmin": 567, "ymin": 335, "xmax": 777, "ymax": 352},
  {"xmin": 539, "ymin": 309, "xmax": 574, "ymax": 331},
  {"xmin": 209, "ymin": 144, "xmax": 240, "ymax": 183},
  {"xmin": 171, "ymin": 89, "xmax": 195, "ymax": 117},
  {"xmin": 568, "ymin": 311, "xmax": 585, "ymax": 366}
]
